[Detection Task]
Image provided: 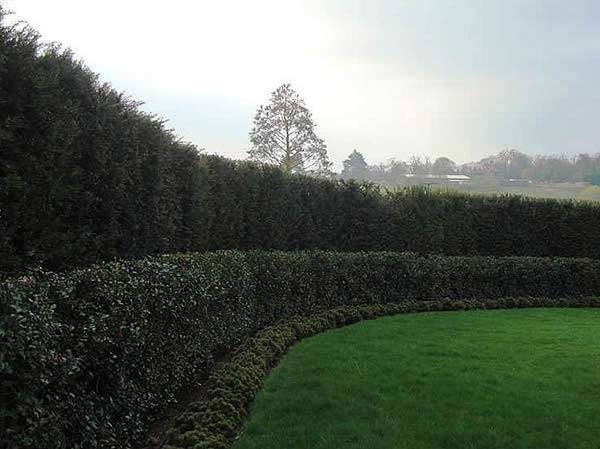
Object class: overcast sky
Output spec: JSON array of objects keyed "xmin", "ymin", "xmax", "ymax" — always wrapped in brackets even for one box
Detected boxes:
[{"xmin": 7, "ymin": 0, "xmax": 600, "ymax": 169}]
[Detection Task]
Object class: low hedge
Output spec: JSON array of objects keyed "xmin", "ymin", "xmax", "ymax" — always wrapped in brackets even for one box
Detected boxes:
[
  {"xmin": 156, "ymin": 297, "xmax": 600, "ymax": 449},
  {"xmin": 2, "ymin": 251, "xmax": 600, "ymax": 449}
]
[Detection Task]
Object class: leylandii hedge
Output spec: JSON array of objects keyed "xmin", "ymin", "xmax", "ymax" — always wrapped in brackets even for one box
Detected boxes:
[
  {"xmin": 2, "ymin": 251, "xmax": 600, "ymax": 449},
  {"xmin": 3, "ymin": 7, "xmax": 600, "ymax": 273}
]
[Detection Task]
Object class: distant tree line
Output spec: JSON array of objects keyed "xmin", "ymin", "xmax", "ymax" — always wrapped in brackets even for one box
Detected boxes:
[
  {"xmin": 464, "ymin": 149, "xmax": 600, "ymax": 184},
  {"xmin": 341, "ymin": 151, "xmax": 460, "ymax": 184},
  {"xmin": 340, "ymin": 149, "xmax": 600, "ymax": 185}
]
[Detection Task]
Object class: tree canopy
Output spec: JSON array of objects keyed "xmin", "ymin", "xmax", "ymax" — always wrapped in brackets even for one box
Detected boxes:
[
  {"xmin": 432, "ymin": 157, "xmax": 457, "ymax": 174},
  {"xmin": 341, "ymin": 150, "xmax": 369, "ymax": 180},
  {"xmin": 248, "ymin": 83, "xmax": 330, "ymax": 175}
]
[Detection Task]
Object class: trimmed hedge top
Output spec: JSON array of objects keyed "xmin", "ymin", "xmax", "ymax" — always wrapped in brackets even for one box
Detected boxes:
[{"xmin": 3, "ymin": 251, "xmax": 600, "ymax": 448}]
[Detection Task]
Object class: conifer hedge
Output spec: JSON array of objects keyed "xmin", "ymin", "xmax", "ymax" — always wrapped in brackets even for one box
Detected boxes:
[
  {"xmin": 3, "ymin": 251, "xmax": 600, "ymax": 449},
  {"xmin": 2, "ymin": 8, "xmax": 600, "ymax": 274}
]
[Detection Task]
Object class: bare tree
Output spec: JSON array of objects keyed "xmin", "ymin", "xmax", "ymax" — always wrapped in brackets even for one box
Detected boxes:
[
  {"xmin": 408, "ymin": 155, "xmax": 433, "ymax": 174},
  {"xmin": 408, "ymin": 155, "xmax": 422, "ymax": 174},
  {"xmin": 248, "ymin": 83, "xmax": 331, "ymax": 175}
]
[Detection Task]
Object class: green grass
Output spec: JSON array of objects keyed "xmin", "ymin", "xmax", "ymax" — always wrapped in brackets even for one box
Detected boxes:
[
  {"xmin": 446, "ymin": 177, "xmax": 593, "ymax": 200},
  {"xmin": 233, "ymin": 308, "xmax": 600, "ymax": 449}
]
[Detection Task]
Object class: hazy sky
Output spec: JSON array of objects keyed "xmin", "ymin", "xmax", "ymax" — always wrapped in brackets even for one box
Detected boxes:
[{"xmin": 6, "ymin": 0, "xmax": 600, "ymax": 169}]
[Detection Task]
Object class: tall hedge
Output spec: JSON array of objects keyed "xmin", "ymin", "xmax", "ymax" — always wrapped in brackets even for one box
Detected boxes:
[
  {"xmin": 200, "ymin": 162, "xmax": 600, "ymax": 258},
  {"xmin": 2, "ymin": 8, "xmax": 600, "ymax": 274},
  {"xmin": 3, "ymin": 250, "xmax": 600, "ymax": 449},
  {"xmin": 0, "ymin": 8, "xmax": 208, "ymax": 273}
]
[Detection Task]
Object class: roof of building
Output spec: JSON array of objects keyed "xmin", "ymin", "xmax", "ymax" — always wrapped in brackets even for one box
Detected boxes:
[{"xmin": 403, "ymin": 174, "xmax": 471, "ymax": 180}]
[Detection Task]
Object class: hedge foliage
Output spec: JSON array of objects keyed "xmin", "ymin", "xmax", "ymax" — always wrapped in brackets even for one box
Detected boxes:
[
  {"xmin": 0, "ymin": 8, "xmax": 206, "ymax": 273},
  {"xmin": 3, "ymin": 251, "xmax": 600, "ymax": 449},
  {"xmin": 202, "ymin": 164, "xmax": 600, "ymax": 260},
  {"xmin": 157, "ymin": 297, "xmax": 600, "ymax": 449},
  {"xmin": 2, "ymin": 8, "xmax": 600, "ymax": 274}
]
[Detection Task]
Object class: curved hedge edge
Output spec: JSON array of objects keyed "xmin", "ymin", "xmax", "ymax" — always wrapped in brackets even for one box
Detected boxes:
[{"xmin": 149, "ymin": 296, "xmax": 600, "ymax": 449}]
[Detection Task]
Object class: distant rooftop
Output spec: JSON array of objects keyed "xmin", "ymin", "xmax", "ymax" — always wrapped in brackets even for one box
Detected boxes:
[{"xmin": 404, "ymin": 174, "xmax": 471, "ymax": 180}]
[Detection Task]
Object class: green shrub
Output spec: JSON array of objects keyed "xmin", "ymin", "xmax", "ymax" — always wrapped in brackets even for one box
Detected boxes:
[
  {"xmin": 159, "ymin": 298, "xmax": 600, "ymax": 449},
  {"xmin": 2, "ymin": 251, "xmax": 600, "ymax": 448},
  {"xmin": 2, "ymin": 8, "xmax": 600, "ymax": 274}
]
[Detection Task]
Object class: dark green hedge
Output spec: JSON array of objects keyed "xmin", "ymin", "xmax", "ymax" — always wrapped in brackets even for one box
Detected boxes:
[
  {"xmin": 157, "ymin": 297, "xmax": 600, "ymax": 449},
  {"xmin": 2, "ymin": 8, "xmax": 600, "ymax": 274},
  {"xmin": 194, "ymin": 160, "xmax": 600, "ymax": 260},
  {"xmin": 3, "ymin": 251, "xmax": 600, "ymax": 449}
]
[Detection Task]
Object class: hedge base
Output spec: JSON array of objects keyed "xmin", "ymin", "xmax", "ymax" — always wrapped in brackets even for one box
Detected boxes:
[{"xmin": 155, "ymin": 297, "xmax": 600, "ymax": 449}]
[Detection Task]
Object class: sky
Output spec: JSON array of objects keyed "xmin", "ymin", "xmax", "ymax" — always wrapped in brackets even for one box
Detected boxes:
[{"xmin": 6, "ymin": 0, "xmax": 600, "ymax": 170}]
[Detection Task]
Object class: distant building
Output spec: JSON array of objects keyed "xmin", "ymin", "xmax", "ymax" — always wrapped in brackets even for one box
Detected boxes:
[
  {"xmin": 503, "ymin": 178, "xmax": 533, "ymax": 186},
  {"xmin": 403, "ymin": 174, "xmax": 471, "ymax": 186}
]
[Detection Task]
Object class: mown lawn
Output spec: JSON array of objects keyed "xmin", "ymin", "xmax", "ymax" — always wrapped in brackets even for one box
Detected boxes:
[{"xmin": 233, "ymin": 308, "xmax": 600, "ymax": 449}]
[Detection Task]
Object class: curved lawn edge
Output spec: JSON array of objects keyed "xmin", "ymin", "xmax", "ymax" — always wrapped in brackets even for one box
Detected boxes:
[{"xmin": 153, "ymin": 297, "xmax": 600, "ymax": 449}]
